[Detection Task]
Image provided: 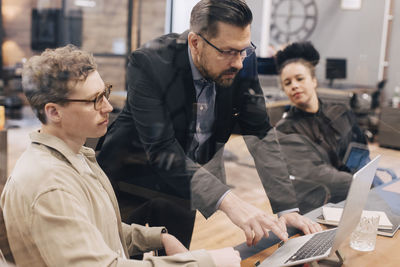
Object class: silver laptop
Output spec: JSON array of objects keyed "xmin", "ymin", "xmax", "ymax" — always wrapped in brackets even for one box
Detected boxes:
[{"xmin": 260, "ymin": 155, "xmax": 381, "ymax": 267}]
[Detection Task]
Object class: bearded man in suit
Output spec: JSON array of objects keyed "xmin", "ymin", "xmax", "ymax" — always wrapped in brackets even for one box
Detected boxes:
[{"xmin": 98, "ymin": 0, "xmax": 320, "ymax": 250}]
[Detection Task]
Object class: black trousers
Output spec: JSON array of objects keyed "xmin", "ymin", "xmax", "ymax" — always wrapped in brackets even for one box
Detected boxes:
[{"xmin": 116, "ymin": 191, "xmax": 196, "ymax": 255}]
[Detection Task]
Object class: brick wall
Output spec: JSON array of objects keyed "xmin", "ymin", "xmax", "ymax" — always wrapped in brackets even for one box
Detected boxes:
[
  {"xmin": 139, "ymin": 0, "xmax": 166, "ymax": 45},
  {"xmin": 1, "ymin": 0, "xmax": 167, "ymax": 94},
  {"xmin": 82, "ymin": 0, "xmax": 131, "ymax": 92}
]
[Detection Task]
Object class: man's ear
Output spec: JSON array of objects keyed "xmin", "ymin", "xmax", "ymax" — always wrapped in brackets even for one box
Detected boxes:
[
  {"xmin": 188, "ymin": 32, "xmax": 201, "ymax": 55},
  {"xmin": 44, "ymin": 103, "xmax": 62, "ymax": 123}
]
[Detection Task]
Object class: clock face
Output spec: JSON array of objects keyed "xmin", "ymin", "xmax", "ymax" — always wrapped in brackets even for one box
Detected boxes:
[{"xmin": 270, "ymin": 0, "xmax": 318, "ymax": 45}]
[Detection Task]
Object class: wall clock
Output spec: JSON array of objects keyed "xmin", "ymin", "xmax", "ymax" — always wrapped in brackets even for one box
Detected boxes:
[{"xmin": 270, "ymin": 0, "xmax": 318, "ymax": 45}]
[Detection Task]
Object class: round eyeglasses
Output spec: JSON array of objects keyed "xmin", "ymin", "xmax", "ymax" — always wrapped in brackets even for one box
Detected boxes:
[
  {"xmin": 197, "ymin": 33, "xmax": 256, "ymax": 61},
  {"xmin": 63, "ymin": 83, "xmax": 112, "ymax": 110}
]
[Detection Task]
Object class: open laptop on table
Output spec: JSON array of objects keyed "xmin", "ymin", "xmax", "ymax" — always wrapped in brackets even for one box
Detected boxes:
[{"xmin": 259, "ymin": 155, "xmax": 381, "ymax": 267}]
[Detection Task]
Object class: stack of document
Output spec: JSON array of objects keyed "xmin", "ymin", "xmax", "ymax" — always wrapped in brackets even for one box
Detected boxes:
[
  {"xmin": 317, "ymin": 206, "xmax": 400, "ymax": 237},
  {"xmin": 318, "ymin": 206, "xmax": 393, "ymax": 230}
]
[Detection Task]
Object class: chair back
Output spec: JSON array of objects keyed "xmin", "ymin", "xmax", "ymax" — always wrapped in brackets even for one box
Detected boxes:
[{"xmin": 0, "ymin": 208, "xmax": 15, "ymax": 264}]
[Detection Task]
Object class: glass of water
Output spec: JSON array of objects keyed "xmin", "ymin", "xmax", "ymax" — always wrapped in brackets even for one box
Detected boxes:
[{"xmin": 350, "ymin": 215, "xmax": 380, "ymax": 252}]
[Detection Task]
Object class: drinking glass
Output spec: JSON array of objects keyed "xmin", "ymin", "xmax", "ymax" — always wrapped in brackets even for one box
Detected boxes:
[{"xmin": 350, "ymin": 215, "xmax": 380, "ymax": 251}]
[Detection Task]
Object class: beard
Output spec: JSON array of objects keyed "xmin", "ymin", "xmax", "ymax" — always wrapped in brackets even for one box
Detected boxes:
[
  {"xmin": 214, "ymin": 67, "xmax": 240, "ymax": 88},
  {"xmin": 197, "ymin": 54, "xmax": 239, "ymax": 88}
]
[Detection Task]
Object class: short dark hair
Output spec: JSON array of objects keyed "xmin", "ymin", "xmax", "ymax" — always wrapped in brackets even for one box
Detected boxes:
[
  {"xmin": 190, "ymin": 0, "xmax": 253, "ymax": 38},
  {"xmin": 22, "ymin": 45, "xmax": 96, "ymax": 124}
]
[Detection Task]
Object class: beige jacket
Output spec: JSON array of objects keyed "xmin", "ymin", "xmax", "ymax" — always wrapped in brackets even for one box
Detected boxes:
[{"xmin": 0, "ymin": 131, "xmax": 214, "ymax": 267}]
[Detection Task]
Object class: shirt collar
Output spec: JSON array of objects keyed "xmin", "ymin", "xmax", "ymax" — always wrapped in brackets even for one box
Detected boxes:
[
  {"xmin": 188, "ymin": 45, "xmax": 206, "ymax": 82},
  {"xmin": 29, "ymin": 130, "xmax": 96, "ymax": 175},
  {"xmin": 291, "ymin": 98, "xmax": 324, "ymax": 118}
]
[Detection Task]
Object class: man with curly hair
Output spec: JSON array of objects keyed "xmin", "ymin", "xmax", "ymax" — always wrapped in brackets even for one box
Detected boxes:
[{"xmin": 0, "ymin": 45, "xmax": 240, "ymax": 267}]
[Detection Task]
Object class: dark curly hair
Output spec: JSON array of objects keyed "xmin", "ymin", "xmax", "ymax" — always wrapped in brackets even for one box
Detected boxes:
[{"xmin": 275, "ymin": 42, "xmax": 320, "ymax": 76}]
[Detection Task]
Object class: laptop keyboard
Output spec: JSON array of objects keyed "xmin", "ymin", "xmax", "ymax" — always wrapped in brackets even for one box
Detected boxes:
[{"xmin": 285, "ymin": 229, "xmax": 337, "ymax": 263}]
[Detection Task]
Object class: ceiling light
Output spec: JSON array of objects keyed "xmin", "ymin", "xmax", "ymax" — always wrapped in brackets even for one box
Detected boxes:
[{"xmin": 74, "ymin": 0, "xmax": 96, "ymax": 8}]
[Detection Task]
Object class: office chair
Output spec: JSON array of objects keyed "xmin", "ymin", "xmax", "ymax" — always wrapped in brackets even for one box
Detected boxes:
[
  {"xmin": 0, "ymin": 209, "xmax": 15, "ymax": 264},
  {"xmin": 350, "ymin": 80, "xmax": 387, "ymax": 142}
]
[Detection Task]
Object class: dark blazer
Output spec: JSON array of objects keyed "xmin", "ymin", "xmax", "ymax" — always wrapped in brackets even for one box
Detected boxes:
[{"xmin": 97, "ymin": 31, "xmax": 271, "ymax": 217}]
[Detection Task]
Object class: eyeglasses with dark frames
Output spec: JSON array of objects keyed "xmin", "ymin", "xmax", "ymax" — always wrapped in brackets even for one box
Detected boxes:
[
  {"xmin": 63, "ymin": 83, "xmax": 112, "ymax": 110},
  {"xmin": 197, "ymin": 33, "xmax": 256, "ymax": 61}
]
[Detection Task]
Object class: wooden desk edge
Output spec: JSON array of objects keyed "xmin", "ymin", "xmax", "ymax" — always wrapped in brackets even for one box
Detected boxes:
[
  {"xmin": 241, "ymin": 242, "xmax": 281, "ymax": 267},
  {"xmin": 241, "ymin": 225, "xmax": 400, "ymax": 267}
]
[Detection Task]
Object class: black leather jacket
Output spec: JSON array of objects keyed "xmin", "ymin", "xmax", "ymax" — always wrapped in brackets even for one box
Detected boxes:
[
  {"xmin": 277, "ymin": 99, "xmax": 367, "ymax": 171},
  {"xmin": 260, "ymin": 99, "xmax": 368, "ymax": 214}
]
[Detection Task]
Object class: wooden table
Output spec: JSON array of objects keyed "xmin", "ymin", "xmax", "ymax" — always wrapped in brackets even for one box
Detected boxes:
[
  {"xmin": 239, "ymin": 179, "xmax": 400, "ymax": 267},
  {"xmin": 241, "ymin": 229, "xmax": 400, "ymax": 267}
]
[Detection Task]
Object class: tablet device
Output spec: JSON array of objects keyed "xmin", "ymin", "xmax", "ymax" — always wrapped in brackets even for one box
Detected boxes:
[{"xmin": 343, "ymin": 142, "xmax": 370, "ymax": 173}]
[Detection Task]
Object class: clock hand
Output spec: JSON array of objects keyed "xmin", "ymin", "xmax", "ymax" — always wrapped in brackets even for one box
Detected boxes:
[{"xmin": 286, "ymin": 0, "xmax": 295, "ymax": 31}]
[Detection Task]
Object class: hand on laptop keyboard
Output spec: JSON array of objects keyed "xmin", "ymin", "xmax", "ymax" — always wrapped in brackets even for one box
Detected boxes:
[
  {"xmin": 280, "ymin": 212, "xmax": 323, "ymax": 234},
  {"xmin": 218, "ymin": 191, "xmax": 289, "ymax": 246}
]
